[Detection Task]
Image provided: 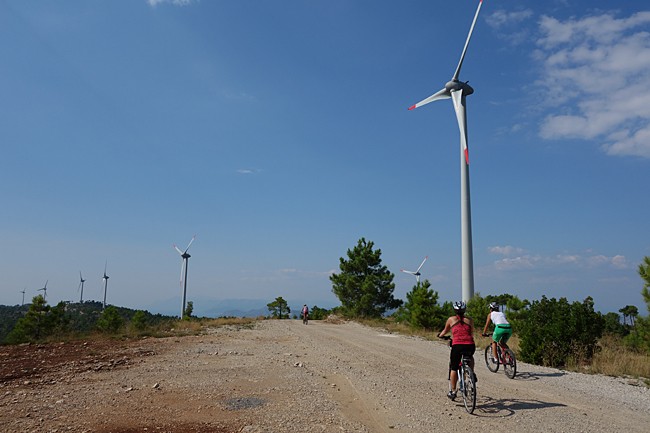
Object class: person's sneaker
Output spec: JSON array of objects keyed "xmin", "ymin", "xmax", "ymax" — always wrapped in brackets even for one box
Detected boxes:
[
  {"xmin": 492, "ymin": 357, "xmax": 498, "ymax": 364},
  {"xmin": 473, "ymin": 373, "xmax": 478, "ymax": 383},
  {"xmin": 447, "ymin": 390, "xmax": 457, "ymax": 400}
]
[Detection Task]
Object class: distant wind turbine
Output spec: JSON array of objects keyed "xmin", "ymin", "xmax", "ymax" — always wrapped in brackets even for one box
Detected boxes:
[
  {"xmin": 102, "ymin": 263, "xmax": 109, "ymax": 309},
  {"xmin": 38, "ymin": 280, "xmax": 48, "ymax": 300},
  {"xmin": 401, "ymin": 256, "xmax": 428, "ymax": 285},
  {"xmin": 78, "ymin": 271, "xmax": 86, "ymax": 303},
  {"xmin": 20, "ymin": 288, "xmax": 26, "ymax": 306},
  {"xmin": 173, "ymin": 235, "xmax": 195, "ymax": 319},
  {"xmin": 408, "ymin": 0, "xmax": 486, "ymax": 302}
]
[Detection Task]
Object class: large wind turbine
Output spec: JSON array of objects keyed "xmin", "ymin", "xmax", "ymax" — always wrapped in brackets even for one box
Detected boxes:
[
  {"xmin": 102, "ymin": 263, "xmax": 109, "ymax": 309},
  {"xmin": 408, "ymin": 0, "xmax": 485, "ymax": 302},
  {"xmin": 20, "ymin": 288, "xmax": 26, "ymax": 306},
  {"xmin": 173, "ymin": 235, "xmax": 195, "ymax": 319},
  {"xmin": 38, "ymin": 280, "xmax": 48, "ymax": 300},
  {"xmin": 401, "ymin": 256, "xmax": 428, "ymax": 285},
  {"xmin": 78, "ymin": 271, "xmax": 86, "ymax": 303}
]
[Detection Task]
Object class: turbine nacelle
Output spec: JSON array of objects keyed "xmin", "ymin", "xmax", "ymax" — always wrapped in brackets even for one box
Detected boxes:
[{"xmin": 445, "ymin": 80, "xmax": 474, "ymax": 96}]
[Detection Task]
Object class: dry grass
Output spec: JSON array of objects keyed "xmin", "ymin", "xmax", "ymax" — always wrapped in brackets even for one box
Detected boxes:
[
  {"xmin": 587, "ymin": 335, "xmax": 650, "ymax": 381},
  {"xmin": 169, "ymin": 317, "xmax": 257, "ymax": 334}
]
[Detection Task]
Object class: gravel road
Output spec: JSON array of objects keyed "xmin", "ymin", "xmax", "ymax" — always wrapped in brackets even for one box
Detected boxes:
[{"xmin": 1, "ymin": 319, "xmax": 649, "ymax": 432}]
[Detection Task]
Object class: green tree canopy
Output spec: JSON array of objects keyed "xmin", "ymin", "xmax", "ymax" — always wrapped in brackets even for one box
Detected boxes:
[
  {"xmin": 639, "ymin": 256, "xmax": 650, "ymax": 310},
  {"xmin": 401, "ymin": 280, "xmax": 444, "ymax": 330},
  {"xmin": 519, "ymin": 296, "xmax": 603, "ymax": 367},
  {"xmin": 96, "ymin": 306, "xmax": 124, "ymax": 333},
  {"xmin": 309, "ymin": 305, "xmax": 330, "ymax": 320},
  {"xmin": 5, "ymin": 296, "xmax": 69, "ymax": 344},
  {"xmin": 330, "ymin": 238, "xmax": 402, "ymax": 318},
  {"xmin": 267, "ymin": 297, "xmax": 290, "ymax": 319},
  {"xmin": 625, "ymin": 257, "xmax": 650, "ymax": 351},
  {"xmin": 183, "ymin": 301, "xmax": 194, "ymax": 320}
]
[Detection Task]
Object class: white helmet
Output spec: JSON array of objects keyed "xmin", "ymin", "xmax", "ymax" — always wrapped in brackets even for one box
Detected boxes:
[
  {"xmin": 489, "ymin": 302, "xmax": 499, "ymax": 311},
  {"xmin": 453, "ymin": 301, "xmax": 466, "ymax": 315}
]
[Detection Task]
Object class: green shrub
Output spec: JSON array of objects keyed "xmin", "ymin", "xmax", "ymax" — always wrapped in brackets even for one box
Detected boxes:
[
  {"xmin": 96, "ymin": 306, "xmax": 124, "ymax": 334},
  {"xmin": 400, "ymin": 280, "xmax": 445, "ymax": 330},
  {"xmin": 5, "ymin": 296, "xmax": 69, "ymax": 344},
  {"xmin": 519, "ymin": 296, "xmax": 603, "ymax": 367},
  {"xmin": 130, "ymin": 310, "xmax": 148, "ymax": 332}
]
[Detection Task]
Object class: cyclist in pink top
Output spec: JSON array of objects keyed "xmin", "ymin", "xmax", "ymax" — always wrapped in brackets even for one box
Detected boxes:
[{"xmin": 438, "ymin": 301, "xmax": 476, "ymax": 400}]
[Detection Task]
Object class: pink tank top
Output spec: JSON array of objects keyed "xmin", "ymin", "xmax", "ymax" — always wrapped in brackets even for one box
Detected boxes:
[{"xmin": 451, "ymin": 316, "xmax": 474, "ymax": 345}]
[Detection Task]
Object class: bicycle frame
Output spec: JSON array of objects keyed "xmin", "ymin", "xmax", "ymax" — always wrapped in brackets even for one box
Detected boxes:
[{"xmin": 484, "ymin": 333, "xmax": 517, "ymax": 379}]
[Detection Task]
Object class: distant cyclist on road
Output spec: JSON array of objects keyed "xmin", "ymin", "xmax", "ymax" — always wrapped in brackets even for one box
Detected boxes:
[
  {"xmin": 438, "ymin": 301, "xmax": 476, "ymax": 400},
  {"xmin": 482, "ymin": 302, "xmax": 512, "ymax": 363},
  {"xmin": 301, "ymin": 304, "xmax": 309, "ymax": 324}
]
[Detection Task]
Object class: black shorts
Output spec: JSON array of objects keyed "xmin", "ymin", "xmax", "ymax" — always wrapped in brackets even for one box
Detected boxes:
[{"xmin": 450, "ymin": 344, "xmax": 475, "ymax": 371}]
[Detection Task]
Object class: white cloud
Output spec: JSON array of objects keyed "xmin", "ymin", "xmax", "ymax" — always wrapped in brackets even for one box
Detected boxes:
[
  {"xmin": 237, "ymin": 168, "xmax": 262, "ymax": 175},
  {"xmin": 485, "ymin": 9, "xmax": 534, "ymax": 46},
  {"xmin": 535, "ymin": 11, "xmax": 650, "ymax": 158},
  {"xmin": 147, "ymin": 0, "xmax": 195, "ymax": 7},
  {"xmin": 488, "ymin": 245, "xmax": 525, "ymax": 256},
  {"xmin": 494, "ymin": 255, "xmax": 538, "ymax": 271},
  {"xmin": 486, "ymin": 9, "xmax": 533, "ymax": 29},
  {"xmin": 491, "ymin": 250, "xmax": 628, "ymax": 272}
]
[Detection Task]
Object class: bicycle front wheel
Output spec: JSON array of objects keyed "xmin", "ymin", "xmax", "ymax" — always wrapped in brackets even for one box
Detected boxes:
[
  {"xmin": 484, "ymin": 345, "xmax": 499, "ymax": 373},
  {"xmin": 503, "ymin": 348, "xmax": 517, "ymax": 379},
  {"xmin": 461, "ymin": 366, "xmax": 477, "ymax": 414}
]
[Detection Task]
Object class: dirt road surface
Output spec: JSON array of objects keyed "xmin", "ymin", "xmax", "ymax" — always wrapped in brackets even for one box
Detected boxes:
[{"xmin": 1, "ymin": 319, "xmax": 648, "ymax": 432}]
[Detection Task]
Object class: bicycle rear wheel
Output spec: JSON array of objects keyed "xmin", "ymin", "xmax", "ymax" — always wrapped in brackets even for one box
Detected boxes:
[
  {"xmin": 503, "ymin": 348, "xmax": 517, "ymax": 379},
  {"xmin": 461, "ymin": 365, "xmax": 477, "ymax": 414},
  {"xmin": 484, "ymin": 345, "xmax": 499, "ymax": 373}
]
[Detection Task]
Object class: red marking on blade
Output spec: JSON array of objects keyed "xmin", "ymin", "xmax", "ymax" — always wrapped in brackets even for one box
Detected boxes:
[
  {"xmin": 465, "ymin": 149, "xmax": 470, "ymax": 165},
  {"xmin": 408, "ymin": 105, "xmax": 416, "ymax": 110}
]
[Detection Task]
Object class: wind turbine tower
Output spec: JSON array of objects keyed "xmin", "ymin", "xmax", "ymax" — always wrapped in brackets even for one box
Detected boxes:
[
  {"xmin": 38, "ymin": 280, "xmax": 48, "ymax": 300},
  {"xmin": 102, "ymin": 263, "xmax": 109, "ymax": 309},
  {"xmin": 20, "ymin": 289, "xmax": 26, "ymax": 306},
  {"xmin": 79, "ymin": 271, "xmax": 86, "ymax": 303},
  {"xmin": 409, "ymin": 0, "xmax": 486, "ymax": 302},
  {"xmin": 173, "ymin": 235, "xmax": 195, "ymax": 319},
  {"xmin": 401, "ymin": 256, "xmax": 428, "ymax": 285}
]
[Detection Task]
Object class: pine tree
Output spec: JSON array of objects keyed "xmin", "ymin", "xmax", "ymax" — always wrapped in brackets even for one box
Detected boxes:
[{"xmin": 330, "ymin": 238, "xmax": 402, "ymax": 318}]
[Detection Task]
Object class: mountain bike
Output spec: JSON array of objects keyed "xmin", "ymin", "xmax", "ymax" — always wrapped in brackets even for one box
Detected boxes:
[
  {"xmin": 440, "ymin": 336, "xmax": 476, "ymax": 414},
  {"xmin": 483, "ymin": 333, "xmax": 517, "ymax": 379},
  {"xmin": 301, "ymin": 313, "xmax": 308, "ymax": 325}
]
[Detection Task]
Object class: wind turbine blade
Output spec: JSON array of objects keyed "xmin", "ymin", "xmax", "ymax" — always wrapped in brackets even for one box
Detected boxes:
[
  {"xmin": 452, "ymin": 0, "xmax": 484, "ymax": 81},
  {"xmin": 451, "ymin": 90, "xmax": 470, "ymax": 165},
  {"xmin": 401, "ymin": 269, "xmax": 415, "ymax": 276},
  {"xmin": 416, "ymin": 256, "xmax": 429, "ymax": 273},
  {"xmin": 184, "ymin": 235, "xmax": 196, "ymax": 253},
  {"xmin": 173, "ymin": 244, "xmax": 184, "ymax": 255},
  {"xmin": 408, "ymin": 87, "xmax": 450, "ymax": 110}
]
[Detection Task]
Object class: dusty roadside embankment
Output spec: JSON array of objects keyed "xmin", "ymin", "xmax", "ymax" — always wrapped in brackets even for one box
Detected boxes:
[{"xmin": 1, "ymin": 320, "xmax": 648, "ymax": 432}]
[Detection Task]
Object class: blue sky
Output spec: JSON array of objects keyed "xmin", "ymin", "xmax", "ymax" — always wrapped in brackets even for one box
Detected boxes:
[{"xmin": 1, "ymin": 0, "xmax": 649, "ymax": 316}]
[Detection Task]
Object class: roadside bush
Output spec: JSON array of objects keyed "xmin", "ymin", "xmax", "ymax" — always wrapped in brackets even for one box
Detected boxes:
[
  {"xmin": 399, "ymin": 280, "xmax": 446, "ymax": 330},
  {"xmin": 519, "ymin": 296, "xmax": 603, "ymax": 367},
  {"xmin": 466, "ymin": 294, "xmax": 489, "ymax": 325},
  {"xmin": 5, "ymin": 296, "xmax": 69, "ymax": 344},
  {"xmin": 96, "ymin": 306, "xmax": 124, "ymax": 334},
  {"xmin": 130, "ymin": 310, "xmax": 148, "ymax": 332}
]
